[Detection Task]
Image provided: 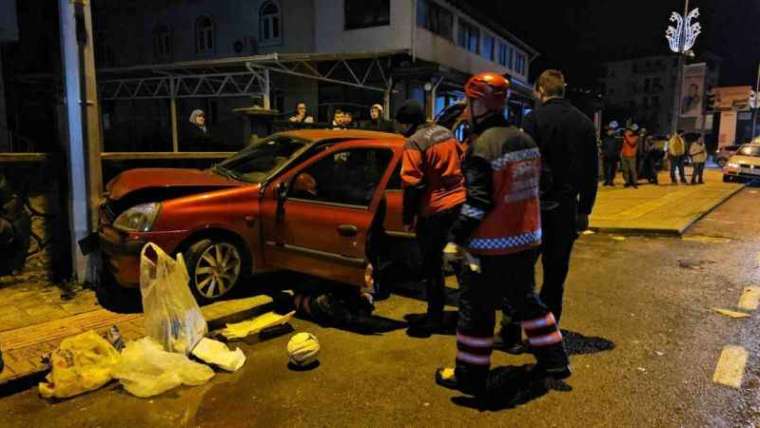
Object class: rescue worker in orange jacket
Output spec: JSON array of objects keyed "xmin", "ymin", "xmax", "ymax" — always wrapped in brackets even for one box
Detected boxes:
[
  {"xmin": 397, "ymin": 100, "xmax": 466, "ymax": 337},
  {"xmin": 435, "ymin": 73, "xmax": 570, "ymax": 396}
]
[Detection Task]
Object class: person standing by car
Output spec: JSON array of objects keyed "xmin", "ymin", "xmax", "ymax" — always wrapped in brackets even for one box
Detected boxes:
[
  {"xmin": 601, "ymin": 122, "xmax": 621, "ymax": 186},
  {"xmin": 435, "ymin": 73, "xmax": 570, "ymax": 396},
  {"xmin": 621, "ymin": 126, "xmax": 639, "ymax": 188},
  {"xmin": 288, "ymin": 102, "xmax": 315, "ymax": 124},
  {"xmin": 397, "ymin": 100, "xmax": 466, "ymax": 337},
  {"xmin": 516, "ymin": 69, "xmax": 599, "ymax": 329},
  {"xmin": 668, "ymin": 130, "xmax": 688, "ymax": 185},
  {"xmin": 689, "ymin": 135, "xmax": 707, "ymax": 185}
]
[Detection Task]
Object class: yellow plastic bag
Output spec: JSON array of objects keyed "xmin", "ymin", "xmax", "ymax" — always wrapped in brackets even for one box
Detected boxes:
[
  {"xmin": 140, "ymin": 243, "xmax": 207, "ymax": 354},
  {"xmin": 38, "ymin": 330, "xmax": 120, "ymax": 399}
]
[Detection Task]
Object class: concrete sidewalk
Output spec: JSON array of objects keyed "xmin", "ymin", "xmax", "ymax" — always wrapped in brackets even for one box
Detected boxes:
[
  {"xmin": 589, "ymin": 169, "xmax": 744, "ymax": 235},
  {"xmin": 0, "ymin": 275, "xmax": 273, "ymax": 385}
]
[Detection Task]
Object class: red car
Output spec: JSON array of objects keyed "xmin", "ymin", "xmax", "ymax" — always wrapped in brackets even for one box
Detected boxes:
[{"xmin": 99, "ymin": 130, "xmax": 415, "ymax": 302}]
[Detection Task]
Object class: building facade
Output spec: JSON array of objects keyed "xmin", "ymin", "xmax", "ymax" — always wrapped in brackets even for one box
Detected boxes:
[
  {"xmin": 92, "ymin": 0, "xmax": 539, "ymax": 152},
  {"xmin": 599, "ymin": 54, "xmax": 720, "ymax": 134}
]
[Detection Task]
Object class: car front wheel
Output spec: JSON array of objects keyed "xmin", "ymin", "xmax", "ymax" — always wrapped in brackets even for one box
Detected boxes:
[{"xmin": 184, "ymin": 239, "xmax": 244, "ymax": 304}]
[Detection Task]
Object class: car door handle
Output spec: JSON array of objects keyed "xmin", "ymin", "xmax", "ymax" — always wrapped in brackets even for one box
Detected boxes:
[{"xmin": 337, "ymin": 224, "xmax": 359, "ymax": 237}]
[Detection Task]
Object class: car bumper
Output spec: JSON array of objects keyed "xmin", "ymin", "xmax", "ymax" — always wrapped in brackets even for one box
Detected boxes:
[{"xmin": 99, "ymin": 226, "xmax": 189, "ymax": 288}]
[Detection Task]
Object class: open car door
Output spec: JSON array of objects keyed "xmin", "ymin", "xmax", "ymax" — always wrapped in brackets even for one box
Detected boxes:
[{"xmin": 260, "ymin": 141, "xmax": 400, "ymax": 286}]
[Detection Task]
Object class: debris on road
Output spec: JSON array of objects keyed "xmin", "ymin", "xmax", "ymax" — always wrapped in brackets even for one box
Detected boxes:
[
  {"xmin": 612, "ymin": 236, "xmax": 626, "ymax": 241},
  {"xmin": 581, "ymin": 230, "xmax": 595, "ymax": 235},
  {"xmin": 712, "ymin": 308, "xmax": 751, "ymax": 319},
  {"xmin": 191, "ymin": 338, "xmax": 246, "ymax": 372},
  {"xmin": 38, "ymin": 330, "xmax": 120, "ymax": 399},
  {"xmin": 287, "ymin": 332, "xmax": 320, "ymax": 368},
  {"xmin": 221, "ymin": 311, "xmax": 295, "ymax": 341},
  {"xmin": 738, "ymin": 287, "xmax": 760, "ymax": 311},
  {"xmin": 112, "ymin": 337, "xmax": 215, "ymax": 398}
]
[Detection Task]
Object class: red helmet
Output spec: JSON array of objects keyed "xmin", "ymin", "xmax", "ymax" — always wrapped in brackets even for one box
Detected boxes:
[{"xmin": 464, "ymin": 72, "xmax": 510, "ymax": 111}]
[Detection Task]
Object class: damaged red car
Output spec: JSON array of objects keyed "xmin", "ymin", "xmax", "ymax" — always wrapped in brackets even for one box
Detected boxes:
[{"xmin": 98, "ymin": 130, "xmax": 417, "ymax": 303}]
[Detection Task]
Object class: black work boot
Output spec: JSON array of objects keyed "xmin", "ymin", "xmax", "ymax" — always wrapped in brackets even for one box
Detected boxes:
[
  {"xmin": 435, "ymin": 367, "xmax": 487, "ymax": 396},
  {"xmin": 493, "ymin": 324, "xmax": 528, "ymax": 355}
]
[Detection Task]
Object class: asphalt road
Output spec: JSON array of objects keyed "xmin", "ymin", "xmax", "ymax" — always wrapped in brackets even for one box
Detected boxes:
[{"xmin": 1, "ymin": 188, "xmax": 760, "ymax": 427}]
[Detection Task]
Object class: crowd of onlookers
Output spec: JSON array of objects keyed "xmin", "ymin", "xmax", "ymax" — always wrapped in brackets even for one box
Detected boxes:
[
  {"xmin": 600, "ymin": 122, "xmax": 707, "ymax": 188},
  {"xmin": 288, "ymin": 102, "xmax": 395, "ymax": 133}
]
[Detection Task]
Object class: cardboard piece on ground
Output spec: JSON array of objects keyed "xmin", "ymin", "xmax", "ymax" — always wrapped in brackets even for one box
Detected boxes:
[
  {"xmin": 191, "ymin": 338, "xmax": 246, "ymax": 372},
  {"xmin": 221, "ymin": 311, "xmax": 295, "ymax": 340},
  {"xmin": 712, "ymin": 308, "xmax": 751, "ymax": 319}
]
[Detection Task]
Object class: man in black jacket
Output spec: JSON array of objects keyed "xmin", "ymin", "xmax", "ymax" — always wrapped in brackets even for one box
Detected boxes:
[
  {"xmin": 512, "ymin": 70, "xmax": 599, "ymax": 329},
  {"xmin": 601, "ymin": 122, "xmax": 621, "ymax": 186}
]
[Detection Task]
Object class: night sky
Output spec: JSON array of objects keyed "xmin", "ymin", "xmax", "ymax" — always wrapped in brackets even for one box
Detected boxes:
[{"xmin": 472, "ymin": 0, "xmax": 760, "ymax": 87}]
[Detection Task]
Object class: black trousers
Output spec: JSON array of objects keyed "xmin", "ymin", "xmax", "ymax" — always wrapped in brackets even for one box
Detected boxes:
[
  {"xmin": 602, "ymin": 157, "xmax": 618, "ymax": 184},
  {"xmin": 538, "ymin": 200, "xmax": 578, "ymax": 325},
  {"xmin": 670, "ymin": 156, "xmax": 686, "ymax": 183},
  {"xmin": 416, "ymin": 205, "xmax": 461, "ymax": 320},
  {"xmin": 641, "ymin": 152, "xmax": 659, "ymax": 183},
  {"xmin": 456, "ymin": 250, "xmax": 569, "ymax": 388},
  {"xmin": 691, "ymin": 162, "xmax": 705, "ymax": 183}
]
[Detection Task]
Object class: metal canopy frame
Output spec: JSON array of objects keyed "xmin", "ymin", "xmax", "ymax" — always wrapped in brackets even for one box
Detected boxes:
[{"xmin": 97, "ymin": 50, "xmax": 406, "ymax": 151}]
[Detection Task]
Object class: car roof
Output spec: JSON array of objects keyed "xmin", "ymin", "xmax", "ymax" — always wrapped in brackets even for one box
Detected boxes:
[{"xmin": 278, "ymin": 129, "xmax": 403, "ymax": 143}]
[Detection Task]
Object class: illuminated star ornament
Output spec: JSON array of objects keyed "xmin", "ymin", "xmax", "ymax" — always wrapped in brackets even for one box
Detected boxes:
[{"xmin": 666, "ymin": 8, "xmax": 702, "ymax": 53}]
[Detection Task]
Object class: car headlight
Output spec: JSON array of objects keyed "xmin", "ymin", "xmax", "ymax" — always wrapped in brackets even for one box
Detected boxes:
[
  {"xmin": 113, "ymin": 203, "xmax": 161, "ymax": 232},
  {"xmin": 726, "ymin": 162, "xmax": 740, "ymax": 169}
]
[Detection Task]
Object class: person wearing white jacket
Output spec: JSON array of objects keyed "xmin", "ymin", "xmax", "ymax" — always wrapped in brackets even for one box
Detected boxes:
[{"xmin": 689, "ymin": 135, "xmax": 707, "ymax": 185}]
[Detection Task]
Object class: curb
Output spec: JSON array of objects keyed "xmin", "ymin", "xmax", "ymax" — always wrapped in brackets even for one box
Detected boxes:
[{"xmin": 589, "ymin": 184, "xmax": 746, "ymax": 237}]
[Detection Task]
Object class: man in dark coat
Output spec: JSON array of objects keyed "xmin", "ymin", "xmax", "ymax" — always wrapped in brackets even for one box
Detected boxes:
[
  {"xmin": 601, "ymin": 122, "xmax": 621, "ymax": 186},
  {"xmin": 497, "ymin": 70, "xmax": 599, "ymax": 350}
]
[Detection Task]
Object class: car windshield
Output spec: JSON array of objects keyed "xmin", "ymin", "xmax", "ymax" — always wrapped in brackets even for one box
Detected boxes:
[
  {"xmin": 738, "ymin": 146, "xmax": 760, "ymax": 157},
  {"xmin": 212, "ymin": 136, "xmax": 308, "ymax": 183}
]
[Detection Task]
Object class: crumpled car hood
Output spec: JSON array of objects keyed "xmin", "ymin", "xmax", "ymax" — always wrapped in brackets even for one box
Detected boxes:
[{"xmin": 107, "ymin": 168, "xmax": 241, "ymax": 201}]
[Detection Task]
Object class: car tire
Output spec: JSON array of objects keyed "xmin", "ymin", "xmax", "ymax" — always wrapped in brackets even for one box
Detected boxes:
[
  {"xmin": 723, "ymin": 175, "xmax": 732, "ymax": 183},
  {"xmin": 184, "ymin": 238, "xmax": 244, "ymax": 304}
]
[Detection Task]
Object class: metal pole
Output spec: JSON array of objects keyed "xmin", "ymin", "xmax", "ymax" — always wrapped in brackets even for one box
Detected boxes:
[
  {"xmin": 752, "ymin": 63, "xmax": 760, "ymax": 139},
  {"xmin": 670, "ymin": 0, "xmax": 690, "ymax": 136},
  {"xmin": 81, "ymin": 1, "xmax": 103, "ymax": 233},
  {"xmin": 262, "ymin": 69, "xmax": 271, "ymax": 110},
  {"xmin": 170, "ymin": 79, "xmax": 179, "ymax": 152},
  {"xmin": 383, "ymin": 77, "xmax": 393, "ymax": 120},
  {"xmin": 58, "ymin": 0, "xmax": 89, "ymax": 281}
]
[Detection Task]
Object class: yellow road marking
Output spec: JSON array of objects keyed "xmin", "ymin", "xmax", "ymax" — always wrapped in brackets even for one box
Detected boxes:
[
  {"xmin": 713, "ymin": 345, "xmax": 748, "ymax": 389},
  {"xmin": 738, "ymin": 287, "xmax": 760, "ymax": 312}
]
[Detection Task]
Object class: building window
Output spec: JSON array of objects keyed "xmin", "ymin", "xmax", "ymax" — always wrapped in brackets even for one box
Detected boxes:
[
  {"xmin": 260, "ymin": 1, "xmax": 282, "ymax": 43},
  {"xmin": 417, "ymin": 0, "xmax": 454, "ymax": 41},
  {"xmin": 499, "ymin": 43, "xmax": 513, "ymax": 69},
  {"xmin": 345, "ymin": 0, "xmax": 390, "ymax": 30},
  {"xmin": 515, "ymin": 52, "xmax": 527, "ymax": 75},
  {"xmin": 195, "ymin": 16, "xmax": 215, "ymax": 53},
  {"xmin": 153, "ymin": 25, "xmax": 172, "ymax": 60},
  {"xmin": 457, "ymin": 19, "xmax": 479, "ymax": 54},
  {"xmin": 482, "ymin": 34, "xmax": 495, "ymax": 62}
]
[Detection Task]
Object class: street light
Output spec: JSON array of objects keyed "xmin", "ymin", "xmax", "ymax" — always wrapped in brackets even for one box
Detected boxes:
[{"xmin": 665, "ymin": 0, "xmax": 701, "ymax": 135}]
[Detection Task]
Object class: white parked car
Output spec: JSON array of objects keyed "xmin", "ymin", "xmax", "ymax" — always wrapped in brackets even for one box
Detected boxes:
[{"xmin": 723, "ymin": 143, "xmax": 760, "ymax": 182}]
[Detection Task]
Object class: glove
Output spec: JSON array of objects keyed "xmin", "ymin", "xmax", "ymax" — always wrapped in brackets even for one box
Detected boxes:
[{"xmin": 576, "ymin": 213, "xmax": 590, "ymax": 232}]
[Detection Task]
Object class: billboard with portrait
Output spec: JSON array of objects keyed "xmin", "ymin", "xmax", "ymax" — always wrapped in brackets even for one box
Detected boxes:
[{"xmin": 680, "ymin": 63, "xmax": 706, "ymax": 118}]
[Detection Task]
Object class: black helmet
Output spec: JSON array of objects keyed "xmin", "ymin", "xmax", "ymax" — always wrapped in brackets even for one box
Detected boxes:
[{"xmin": 395, "ymin": 100, "xmax": 425, "ymax": 126}]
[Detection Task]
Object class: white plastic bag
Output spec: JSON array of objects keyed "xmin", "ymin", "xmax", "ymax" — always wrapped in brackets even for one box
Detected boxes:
[
  {"xmin": 191, "ymin": 338, "xmax": 246, "ymax": 372},
  {"xmin": 112, "ymin": 337, "xmax": 215, "ymax": 398},
  {"xmin": 140, "ymin": 243, "xmax": 207, "ymax": 354}
]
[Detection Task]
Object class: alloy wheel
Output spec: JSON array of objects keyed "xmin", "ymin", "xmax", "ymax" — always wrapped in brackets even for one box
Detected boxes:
[{"xmin": 193, "ymin": 242, "xmax": 242, "ymax": 299}]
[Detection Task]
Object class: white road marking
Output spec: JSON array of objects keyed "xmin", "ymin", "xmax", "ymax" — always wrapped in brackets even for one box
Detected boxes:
[
  {"xmin": 713, "ymin": 345, "xmax": 748, "ymax": 389},
  {"xmin": 738, "ymin": 287, "xmax": 760, "ymax": 312}
]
